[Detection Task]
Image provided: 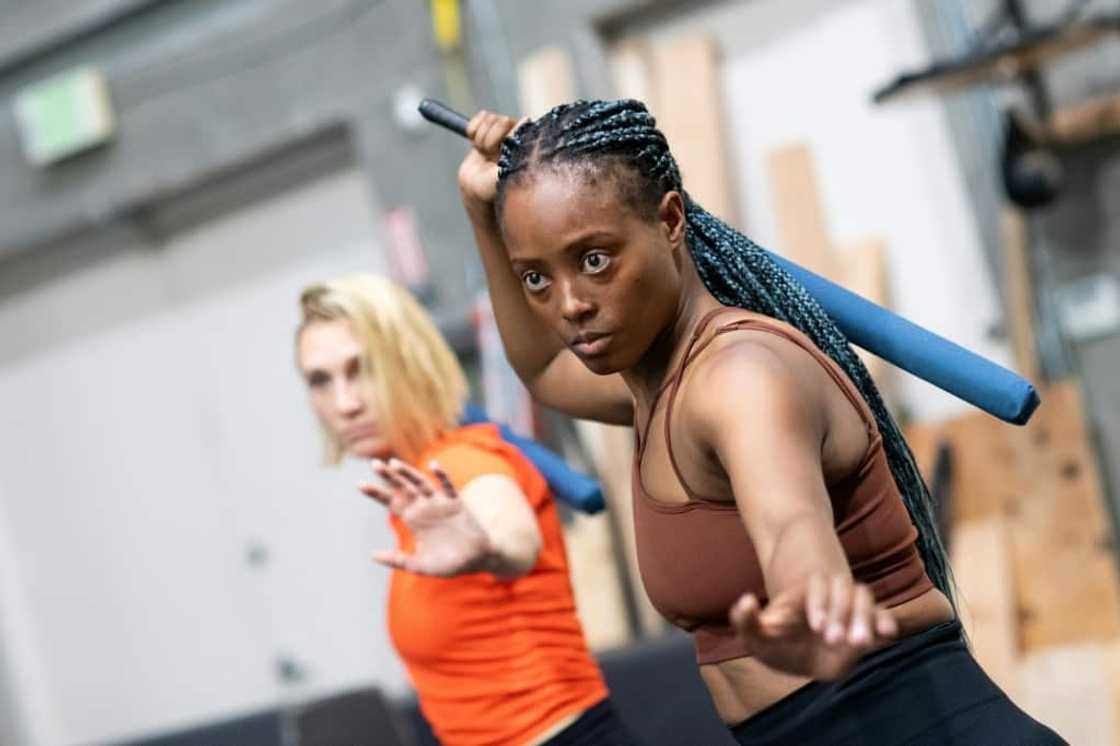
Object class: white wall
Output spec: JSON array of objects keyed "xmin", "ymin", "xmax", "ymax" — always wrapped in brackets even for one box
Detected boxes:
[
  {"xmin": 0, "ymin": 489, "xmax": 62, "ymax": 746},
  {"xmin": 0, "ymin": 167, "xmax": 410, "ymax": 745},
  {"xmin": 642, "ymin": 0, "xmax": 1012, "ymax": 422}
]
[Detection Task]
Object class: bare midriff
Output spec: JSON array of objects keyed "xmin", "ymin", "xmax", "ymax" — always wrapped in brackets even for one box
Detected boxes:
[{"xmin": 700, "ymin": 587, "xmax": 956, "ymax": 724}]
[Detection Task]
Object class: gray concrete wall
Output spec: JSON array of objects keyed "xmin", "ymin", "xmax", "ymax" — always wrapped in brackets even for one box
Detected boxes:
[
  {"xmin": 0, "ymin": 0, "xmax": 158, "ymax": 68},
  {"xmin": 0, "ymin": 0, "xmax": 483, "ymax": 318}
]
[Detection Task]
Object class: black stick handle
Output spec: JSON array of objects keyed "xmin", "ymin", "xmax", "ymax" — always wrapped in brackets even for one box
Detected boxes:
[{"xmin": 418, "ymin": 99, "xmax": 470, "ymax": 138}]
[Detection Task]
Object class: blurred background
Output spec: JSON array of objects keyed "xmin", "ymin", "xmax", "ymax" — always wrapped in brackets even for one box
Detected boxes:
[{"xmin": 0, "ymin": 0, "xmax": 1118, "ymax": 744}]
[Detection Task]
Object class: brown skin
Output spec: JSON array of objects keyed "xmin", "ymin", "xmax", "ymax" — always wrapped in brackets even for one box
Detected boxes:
[{"xmin": 460, "ymin": 112, "xmax": 954, "ymax": 723}]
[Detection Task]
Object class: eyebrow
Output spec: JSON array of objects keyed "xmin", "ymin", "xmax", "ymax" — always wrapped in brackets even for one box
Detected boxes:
[
  {"xmin": 301, "ymin": 353, "xmax": 361, "ymax": 377},
  {"xmin": 511, "ymin": 231, "xmax": 619, "ymax": 270},
  {"xmin": 560, "ymin": 230, "xmax": 618, "ymax": 252}
]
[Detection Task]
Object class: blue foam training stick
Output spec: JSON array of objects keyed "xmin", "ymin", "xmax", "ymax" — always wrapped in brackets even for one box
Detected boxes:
[
  {"xmin": 419, "ymin": 98, "xmax": 1041, "ymax": 426},
  {"xmin": 462, "ymin": 402, "xmax": 606, "ymax": 514},
  {"xmin": 767, "ymin": 253, "xmax": 1040, "ymax": 425}
]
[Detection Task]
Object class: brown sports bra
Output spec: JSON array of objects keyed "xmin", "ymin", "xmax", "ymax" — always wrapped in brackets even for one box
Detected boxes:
[{"xmin": 632, "ymin": 307, "xmax": 933, "ymax": 664}]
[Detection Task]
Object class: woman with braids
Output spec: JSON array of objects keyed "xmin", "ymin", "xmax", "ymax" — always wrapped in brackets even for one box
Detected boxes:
[
  {"xmin": 295, "ymin": 274, "xmax": 640, "ymax": 745},
  {"xmin": 456, "ymin": 102, "xmax": 1064, "ymax": 745}
]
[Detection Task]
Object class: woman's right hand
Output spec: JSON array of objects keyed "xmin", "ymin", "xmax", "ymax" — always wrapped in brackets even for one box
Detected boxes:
[
  {"xmin": 729, "ymin": 573, "xmax": 898, "ymax": 681},
  {"xmin": 457, "ymin": 110, "xmax": 524, "ymax": 212},
  {"xmin": 362, "ymin": 458, "xmax": 493, "ymax": 577}
]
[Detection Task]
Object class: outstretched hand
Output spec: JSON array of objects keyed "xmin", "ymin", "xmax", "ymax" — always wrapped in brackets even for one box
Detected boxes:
[
  {"xmin": 729, "ymin": 573, "xmax": 898, "ymax": 681},
  {"xmin": 359, "ymin": 458, "xmax": 492, "ymax": 577}
]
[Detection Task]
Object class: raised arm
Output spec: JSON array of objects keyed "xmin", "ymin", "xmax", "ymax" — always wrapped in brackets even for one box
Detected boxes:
[{"xmin": 457, "ymin": 112, "xmax": 632, "ymax": 425}]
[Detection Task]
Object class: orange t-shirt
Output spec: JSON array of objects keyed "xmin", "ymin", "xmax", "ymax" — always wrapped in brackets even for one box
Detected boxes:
[{"xmin": 387, "ymin": 424, "xmax": 607, "ymax": 746}]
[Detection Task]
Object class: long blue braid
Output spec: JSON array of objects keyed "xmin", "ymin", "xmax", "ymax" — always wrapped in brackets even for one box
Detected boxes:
[{"xmin": 495, "ymin": 99, "xmax": 955, "ymax": 603}]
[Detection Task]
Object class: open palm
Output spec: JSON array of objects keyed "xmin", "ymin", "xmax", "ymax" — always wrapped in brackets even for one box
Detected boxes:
[{"xmin": 360, "ymin": 458, "xmax": 490, "ymax": 577}]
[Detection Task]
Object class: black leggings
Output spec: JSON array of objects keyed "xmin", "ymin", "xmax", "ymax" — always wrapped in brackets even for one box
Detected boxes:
[
  {"xmin": 544, "ymin": 697, "xmax": 643, "ymax": 745},
  {"xmin": 730, "ymin": 621, "xmax": 1066, "ymax": 746}
]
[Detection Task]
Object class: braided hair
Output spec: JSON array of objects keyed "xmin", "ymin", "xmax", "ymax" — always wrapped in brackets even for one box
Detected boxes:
[{"xmin": 495, "ymin": 99, "xmax": 955, "ymax": 603}]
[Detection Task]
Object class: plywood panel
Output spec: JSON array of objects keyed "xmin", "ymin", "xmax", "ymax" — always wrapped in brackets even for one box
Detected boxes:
[
  {"xmin": 950, "ymin": 519, "xmax": 1019, "ymax": 700},
  {"xmin": 908, "ymin": 412, "xmax": 1019, "ymax": 523},
  {"xmin": 574, "ymin": 420, "xmax": 665, "ymax": 636},
  {"xmin": 1010, "ymin": 381, "xmax": 1120, "ymax": 651},
  {"xmin": 1000, "ymin": 208, "xmax": 1039, "ymax": 383},
  {"xmin": 609, "ymin": 39, "xmax": 657, "ymax": 109},
  {"xmin": 903, "ymin": 421, "xmax": 942, "ymax": 478},
  {"xmin": 766, "ymin": 143, "xmax": 835, "ymax": 280},
  {"xmin": 563, "ymin": 512, "xmax": 632, "ymax": 651},
  {"xmin": 518, "ymin": 46, "xmax": 577, "ymax": 118},
  {"xmin": 836, "ymin": 237, "xmax": 889, "ymax": 387},
  {"xmin": 1050, "ymin": 92, "xmax": 1120, "ymax": 145},
  {"xmin": 946, "ymin": 413, "xmax": 1020, "ymax": 523},
  {"xmin": 649, "ymin": 35, "xmax": 737, "ymax": 223},
  {"xmin": 1019, "ymin": 642, "xmax": 1118, "ymax": 746}
]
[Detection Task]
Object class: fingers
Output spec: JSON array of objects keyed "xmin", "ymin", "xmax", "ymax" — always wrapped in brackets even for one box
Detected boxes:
[
  {"xmin": 467, "ymin": 110, "xmax": 520, "ymax": 156},
  {"xmin": 373, "ymin": 549, "xmax": 415, "ymax": 572},
  {"xmin": 365, "ymin": 459, "xmax": 417, "ymax": 516},
  {"xmin": 372, "ymin": 458, "xmax": 431, "ymax": 501},
  {"xmin": 428, "ymin": 460, "xmax": 458, "ymax": 498},
  {"xmin": 824, "ymin": 574, "xmax": 852, "ymax": 646},
  {"xmin": 466, "ymin": 110, "xmax": 488, "ymax": 140},
  {"xmin": 848, "ymin": 584, "xmax": 874, "ymax": 645},
  {"xmin": 365, "ymin": 457, "xmax": 458, "ymax": 514},
  {"xmin": 357, "ymin": 480, "xmax": 392, "ymax": 507},
  {"xmin": 875, "ymin": 606, "xmax": 899, "ymax": 639},
  {"xmin": 730, "ymin": 593, "xmax": 765, "ymax": 640},
  {"xmin": 385, "ymin": 459, "xmax": 436, "ymax": 498},
  {"xmin": 382, "ymin": 458, "xmax": 458, "ymax": 500},
  {"xmin": 480, "ymin": 116, "xmax": 517, "ymax": 153},
  {"xmin": 806, "ymin": 573, "xmax": 828, "ymax": 633},
  {"xmin": 815, "ymin": 574, "xmax": 893, "ymax": 648}
]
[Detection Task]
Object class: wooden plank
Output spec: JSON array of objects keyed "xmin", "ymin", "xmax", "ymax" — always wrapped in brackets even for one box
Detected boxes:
[
  {"xmin": 1049, "ymin": 92, "xmax": 1120, "ymax": 145},
  {"xmin": 1018, "ymin": 642, "xmax": 1117, "ymax": 746},
  {"xmin": 1009, "ymin": 380, "xmax": 1120, "ymax": 651},
  {"xmin": 906, "ymin": 412, "xmax": 1018, "ymax": 523},
  {"xmin": 903, "ymin": 420, "xmax": 945, "ymax": 479},
  {"xmin": 608, "ymin": 39, "xmax": 657, "ymax": 109},
  {"xmin": 950, "ymin": 519, "xmax": 1019, "ymax": 700},
  {"xmin": 766, "ymin": 143, "xmax": 836, "ymax": 280},
  {"xmin": 574, "ymin": 419, "xmax": 665, "ymax": 636},
  {"xmin": 837, "ymin": 238, "xmax": 888, "ymax": 306},
  {"xmin": 517, "ymin": 46, "xmax": 577, "ymax": 118},
  {"xmin": 836, "ymin": 237, "xmax": 890, "ymax": 389},
  {"xmin": 562, "ymin": 511, "xmax": 633, "ymax": 651},
  {"xmin": 945, "ymin": 413, "xmax": 1020, "ymax": 523},
  {"xmin": 1000, "ymin": 208, "xmax": 1040, "ymax": 383},
  {"xmin": 648, "ymin": 35, "xmax": 738, "ymax": 224}
]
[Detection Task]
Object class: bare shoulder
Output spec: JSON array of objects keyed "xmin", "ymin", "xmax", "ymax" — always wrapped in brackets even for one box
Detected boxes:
[{"xmin": 684, "ymin": 323, "xmax": 828, "ymax": 440}]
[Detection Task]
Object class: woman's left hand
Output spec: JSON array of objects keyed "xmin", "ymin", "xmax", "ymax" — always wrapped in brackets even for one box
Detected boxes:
[
  {"xmin": 729, "ymin": 573, "xmax": 898, "ymax": 681},
  {"xmin": 360, "ymin": 458, "xmax": 492, "ymax": 577}
]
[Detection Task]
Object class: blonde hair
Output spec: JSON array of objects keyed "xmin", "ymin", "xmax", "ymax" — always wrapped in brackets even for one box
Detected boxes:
[{"xmin": 297, "ymin": 273, "xmax": 468, "ymax": 464}]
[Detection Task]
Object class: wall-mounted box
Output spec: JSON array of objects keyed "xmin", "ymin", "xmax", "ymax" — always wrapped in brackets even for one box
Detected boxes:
[{"xmin": 13, "ymin": 67, "xmax": 115, "ymax": 166}]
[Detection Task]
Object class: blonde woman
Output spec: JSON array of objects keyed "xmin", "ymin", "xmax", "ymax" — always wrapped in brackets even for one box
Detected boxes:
[{"xmin": 295, "ymin": 273, "xmax": 638, "ymax": 746}]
